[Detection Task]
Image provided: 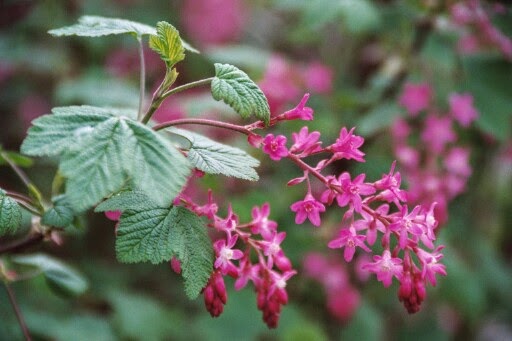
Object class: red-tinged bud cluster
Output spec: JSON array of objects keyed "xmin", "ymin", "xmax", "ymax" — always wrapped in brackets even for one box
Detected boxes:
[{"xmin": 203, "ymin": 270, "xmax": 227, "ymax": 317}]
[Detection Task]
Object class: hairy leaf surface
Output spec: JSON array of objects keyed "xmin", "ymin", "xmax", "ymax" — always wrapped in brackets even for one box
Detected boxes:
[
  {"xmin": 169, "ymin": 128, "xmax": 259, "ymax": 181},
  {"xmin": 42, "ymin": 196, "xmax": 75, "ymax": 228},
  {"xmin": 0, "ymin": 189, "xmax": 22, "ymax": 236},
  {"xmin": 211, "ymin": 63, "xmax": 270, "ymax": 125},
  {"xmin": 22, "ymin": 106, "xmax": 191, "ymax": 212}
]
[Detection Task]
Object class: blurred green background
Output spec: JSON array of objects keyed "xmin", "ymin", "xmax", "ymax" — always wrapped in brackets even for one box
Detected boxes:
[{"xmin": 1, "ymin": 0, "xmax": 511, "ymax": 340}]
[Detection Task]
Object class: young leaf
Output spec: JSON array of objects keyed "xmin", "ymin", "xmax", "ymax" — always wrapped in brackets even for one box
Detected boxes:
[
  {"xmin": 0, "ymin": 189, "xmax": 22, "ymax": 236},
  {"xmin": 22, "ymin": 106, "xmax": 191, "ymax": 212},
  {"xmin": 168, "ymin": 207, "xmax": 213, "ymax": 299},
  {"xmin": 149, "ymin": 21, "xmax": 185, "ymax": 69},
  {"xmin": 169, "ymin": 128, "xmax": 260, "ymax": 181},
  {"xmin": 41, "ymin": 196, "xmax": 75, "ymax": 228},
  {"xmin": 48, "ymin": 15, "xmax": 156, "ymax": 38},
  {"xmin": 11, "ymin": 253, "xmax": 88, "ymax": 297},
  {"xmin": 211, "ymin": 63, "xmax": 271, "ymax": 125}
]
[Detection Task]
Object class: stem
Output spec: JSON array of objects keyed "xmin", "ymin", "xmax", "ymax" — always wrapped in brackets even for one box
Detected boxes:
[
  {"xmin": 137, "ymin": 36, "xmax": 146, "ymax": 121},
  {"xmin": 4, "ymin": 283, "xmax": 32, "ymax": 341},
  {"xmin": 0, "ymin": 233, "xmax": 44, "ymax": 255},
  {"xmin": 0, "ymin": 151, "xmax": 32, "ymax": 189},
  {"xmin": 141, "ymin": 77, "xmax": 214, "ymax": 125},
  {"xmin": 153, "ymin": 118, "xmax": 252, "ymax": 136},
  {"xmin": 287, "ymin": 154, "xmax": 328, "ymax": 185}
]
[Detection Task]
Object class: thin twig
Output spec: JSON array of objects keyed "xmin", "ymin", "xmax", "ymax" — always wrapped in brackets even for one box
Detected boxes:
[
  {"xmin": 0, "ymin": 233, "xmax": 44, "ymax": 255},
  {"xmin": 137, "ymin": 36, "xmax": 146, "ymax": 121},
  {"xmin": 4, "ymin": 282, "xmax": 32, "ymax": 341},
  {"xmin": 153, "ymin": 118, "xmax": 251, "ymax": 135},
  {"xmin": 0, "ymin": 151, "xmax": 32, "ymax": 189}
]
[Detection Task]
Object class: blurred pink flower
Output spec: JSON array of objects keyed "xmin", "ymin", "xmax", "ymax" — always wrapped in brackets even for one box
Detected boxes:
[
  {"xmin": 449, "ymin": 92, "xmax": 479, "ymax": 127},
  {"xmin": 182, "ymin": 0, "xmax": 245, "ymax": 46},
  {"xmin": 421, "ymin": 114, "xmax": 456, "ymax": 153},
  {"xmin": 304, "ymin": 62, "xmax": 333, "ymax": 94},
  {"xmin": 399, "ymin": 83, "xmax": 432, "ymax": 116},
  {"xmin": 444, "ymin": 147, "xmax": 472, "ymax": 177}
]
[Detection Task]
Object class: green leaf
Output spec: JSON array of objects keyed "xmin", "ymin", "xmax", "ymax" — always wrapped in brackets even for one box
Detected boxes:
[
  {"xmin": 95, "ymin": 190, "xmax": 156, "ymax": 212},
  {"xmin": 41, "ymin": 196, "xmax": 75, "ymax": 228},
  {"xmin": 12, "ymin": 253, "xmax": 88, "ymax": 297},
  {"xmin": 48, "ymin": 15, "xmax": 156, "ymax": 38},
  {"xmin": 168, "ymin": 207, "xmax": 213, "ymax": 299},
  {"xmin": 169, "ymin": 128, "xmax": 260, "ymax": 181},
  {"xmin": 116, "ymin": 204, "xmax": 212, "ymax": 298},
  {"xmin": 0, "ymin": 189, "xmax": 22, "ymax": 236},
  {"xmin": 211, "ymin": 63, "xmax": 271, "ymax": 125},
  {"xmin": 0, "ymin": 149, "xmax": 33, "ymax": 168},
  {"xmin": 149, "ymin": 21, "xmax": 185, "ymax": 68},
  {"xmin": 22, "ymin": 106, "xmax": 191, "ymax": 211}
]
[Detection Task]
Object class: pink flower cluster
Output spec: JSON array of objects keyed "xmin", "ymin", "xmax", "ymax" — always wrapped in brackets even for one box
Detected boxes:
[
  {"xmin": 178, "ymin": 191, "xmax": 296, "ymax": 328},
  {"xmin": 259, "ymin": 55, "xmax": 333, "ymax": 114},
  {"xmin": 251, "ymin": 96, "xmax": 447, "ymax": 313},
  {"xmin": 450, "ymin": 0, "xmax": 512, "ymax": 59},
  {"xmin": 395, "ymin": 82, "xmax": 477, "ymax": 224}
]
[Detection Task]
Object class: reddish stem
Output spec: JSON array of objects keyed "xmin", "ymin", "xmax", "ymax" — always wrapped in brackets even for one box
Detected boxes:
[{"xmin": 153, "ymin": 118, "xmax": 252, "ymax": 136}]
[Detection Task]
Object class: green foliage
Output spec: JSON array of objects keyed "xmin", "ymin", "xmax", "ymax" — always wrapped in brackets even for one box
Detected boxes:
[
  {"xmin": 149, "ymin": 21, "xmax": 185, "ymax": 69},
  {"xmin": 48, "ymin": 15, "xmax": 156, "ymax": 38},
  {"xmin": 463, "ymin": 56, "xmax": 512, "ymax": 140},
  {"xmin": 113, "ymin": 198, "xmax": 212, "ymax": 299},
  {"xmin": 169, "ymin": 128, "xmax": 260, "ymax": 181},
  {"xmin": 167, "ymin": 207, "xmax": 213, "ymax": 299},
  {"xmin": 41, "ymin": 196, "xmax": 75, "ymax": 228},
  {"xmin": 211, "ymin": 63, "xmax": 271, "ymax": 125},
  {"xmin": 0, "ymin": 189, "xmax": 22, "ymax": 236},
  {"xmin": 12, "ymin": 253, "xmax": 88, "ymax": 297},
  {"xmin": 0, "ymin": 149, "xmax": 33, "ymax": 168},
  {"xmin": 95, "ymin": 190, "xmax": 155, "ymax": 212},
  {"xmin": 21, "ymin": 106, "xmax": 191, "ymax": 211}
]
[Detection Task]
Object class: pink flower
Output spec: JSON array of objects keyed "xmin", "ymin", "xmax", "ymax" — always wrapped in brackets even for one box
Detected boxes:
[
  {"xmin": 290, "ymin": 126, "xmax": 322, "ymax": 155},
  {"xmin": 336, "ymin": 172, "xmax": 376, "ymax": 213},
  {"xmin": 234, "ymin": 259, "xmax": 259, "ymax": 290},
  {"xmin": 416, "ymin": 246, "xmax": 447, "ymax": 286},
  {"xmin": 353, "ymin": 204, "xmax": 389, "ymax": 246},
  {"xmin": 362, "ymin": 250, "xmax": 403, "ymax": 287},
  {"xmin": 213, "ymin": 204, "xmax": 238, "ymax": 237},
  {"xmin": 193, "ymin": 189, "xmax": 218, "ymax": 220},
  {"xmin": 399, "ymin": 83, "xmax": 432, "ymax": 116},
  {"xmin": 290, "ymin": 193, "xmax": 326, "ymax": 226},
  {"xmin": 444, "ymin": 147, "xmax": 472, "ymax": 177},
  {"xmin": 250, "ymin": 203, "xmax": 277, "ymax": 239},
  {"xmin": 304, "ymin": 61, "xmax": 333, "ymax": 94},
  {"xmin": 389, "ymin": 205, "xmax": 425, "ymax": 249},
  {"xmin": 262, "ymin": 134, "xmax": 288, "ymax": 161},
  {"xmin": 214, "ymin": 235, "xmax": 244, "ymax": 276},
  {"xmin": 449, "ymin": 93, "xmax": 479, "ymax": 127},
  {"xmin": 330, "ymin": 127, "xmax": 365, "ymax": 162},
  {"xmin": 247, "ymin": 133, "xmax": 264, "ymax": 148},
  {"xmin": 203, "ymin": 271, "xmax": 227, "ymax": 317},
  {"xmin": 421, "ymin": 114, "xmax": 456, "ymax": 153},
  {"xmin": 105, "ymin": 210, "xmax": 121, "ymax": 221},
  {"xmin": 260, "ymin": 232, "xmax": 286, "ymax": 265},
  {"xmin": 328, "ymin": 225, "xmax": 371, "ymax": 262},
  {"xmin": 281, "ymin": 93, "xmax": 314, "ymax": 121},
  {"xmin": 374, "ymin": 161, "xmax": 407, "ymax": 204}
]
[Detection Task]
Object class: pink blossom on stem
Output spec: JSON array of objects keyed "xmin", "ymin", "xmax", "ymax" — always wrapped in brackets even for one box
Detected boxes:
[
  {"xmin": 353, "ymin": 204, "xmax": 389, "ymax": 246},
  {"xmin": 280, "ymin": 93, "xmax": 314, "ymax": 121},
  {"xmin": 328, "ymin": 225, "xmax": 371, "ymax": 262},
  {"xmin": 416, "ymin": 246, "xmax": 447, "ymax": 286},
  {"xmin": 213, "ymin": 204, "xmax": 238, "ymax": 237},
  {"xmin": 290, "ymin": 126, "xmax": 322, "ymax": 155},
  {"xmin": 262, "ymin": 134, "xmax": 288, "ymax": 161},
  {"xmin": 330, "ymin": 127, "xmax": 366, "ymax": 162},
  {"xmin": 362, "ymin": 250, "xmax": 403, "ymax": 287},
  {"xmin": 389, "ymin": 205, "xmax": 425, "ymax": 249},
  {"xmin": 290, "ymin": 193, "xmax": 326, "ymax": 226},
  {"xmin": 193, "ymin": 189, "xmax": 218, "ymax": 219},
  {"xmin": 399, "ymin": 83, "xmax": 432, "ymax": 116},
  {"xmin": 203, "ymin": 270, "xmax": 227, "ymax": 317},
  {"xmin": 105, "ymin": 210, "xmax": 121, "ymax": 221},
  {"xmin": 214, "ymin": 235, "xmax": 244, "ymax": 276},
  {"xmin": 250, "ymin": 203, "xmax": 278, "ymax": 239},
  {"xmin": 234, "ymin": 259, "xmax": 259, "ymax": 290},
  {"xmin": 449, "ymin": 93, "xmax": 479, "ymax": 127},
  {"xmin": 336, "ymin": 172, "xmax": 376, "ymax": 213}
]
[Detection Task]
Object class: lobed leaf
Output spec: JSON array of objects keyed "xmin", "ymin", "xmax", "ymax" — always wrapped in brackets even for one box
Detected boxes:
[
  {"xmin": 95, "ymin": 190, "xmax": 156, "ymax": 212},
  {"xmin": 11, "ymin": 253, "xmax": 88, "ymax": 297},
  {"xmin": 149, "ymin": 21, "xmax": 185, "ymax": 68},
  {"xmin": 169, "ymin": 128, "xmax": 260, "ymax": 181},
  {"xmin": 168, "ymin": 207, "xmax": 213, "ymax": 299},
  {"xmin": 211, "ymin": 63, "xmax": 270, "ymax": 125},
  {"xmin": 48, "ymin": 15, "xmax": 155, "ymax": 38},
  {"xmin": 0, "ymin": 189, "xmax": 22, "ymax": 236},
  {"xmin": 22, "ymin": 106, "xmax": 191, "ymax": 212}
]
